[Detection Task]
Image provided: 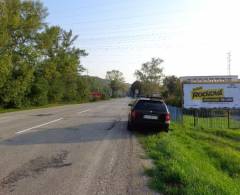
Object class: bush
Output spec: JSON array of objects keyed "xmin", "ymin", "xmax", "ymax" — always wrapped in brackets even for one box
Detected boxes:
[{"xmin": 30, "ymin": 78, "xmax": 49, "ymax": 106}]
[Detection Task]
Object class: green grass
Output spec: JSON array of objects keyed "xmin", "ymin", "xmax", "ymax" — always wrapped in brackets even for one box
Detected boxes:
[
  {"xmin": 0, "ymin": 104, "xmax": 62, "ymax": 114},
  {"xmin": 0, "ymin": 98, "xmax": 113, "ymax": 114},
  {"xmin": 0, "ymin": 99, "xmax": 92, "ymax": 114},
  {"xmin": 139, "ymin": 121, "xmax": 240, "ymax": 195},
  {"xmin": 183, "ymin": 115, "xmax": 240, "ymax": 129}
]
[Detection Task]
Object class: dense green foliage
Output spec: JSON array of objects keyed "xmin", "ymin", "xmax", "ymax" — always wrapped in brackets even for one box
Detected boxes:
[
  {"xmin": 162, "ymin": 76, "xmax": 182, "ymax": 106},
  {"xmin": 0, "ymin": 0, "xmax": 113, "ymax": 108},
  {"xmin": 134, "ymin": 58, "xmax": 164, "ymax": 96},
  {"xmin": 131, "ymin": 59, "xmax": 181, "ymax": 105},
  {"xmin": 106, "ymin": 70, "xmax": 127, "ymax": 97},
  {"xmin": 140, "ymin": 122, "xmax": 240, "ymax": 195},
  {"xmin": 84, "ymin": 76, "xmax": 112, "ymax": 100}
]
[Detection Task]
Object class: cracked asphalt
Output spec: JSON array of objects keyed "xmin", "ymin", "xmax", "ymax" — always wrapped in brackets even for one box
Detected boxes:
[{"xmin": 0, "ymin": 98, "xmax": 158, "ymax": 195}]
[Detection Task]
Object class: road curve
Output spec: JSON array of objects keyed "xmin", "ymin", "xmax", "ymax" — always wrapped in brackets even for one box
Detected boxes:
[{"xmin": 0, "ymin": 98, "xmax": 158, "ymax": 195}]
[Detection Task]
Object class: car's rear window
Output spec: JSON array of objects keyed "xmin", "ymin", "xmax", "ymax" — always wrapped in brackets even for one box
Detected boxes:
[{"xmin": 134, "ymin": 100, "xmax": 167, "ymax": 112}]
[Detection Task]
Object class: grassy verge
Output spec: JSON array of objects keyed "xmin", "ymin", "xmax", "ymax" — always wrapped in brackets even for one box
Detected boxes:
[
  {"xmin": 139, "ymin": 121, "xmax": 240, "ymax": 195},
  {"xmin": 0, "ymin": 98, "xmax": 111, "ymax": 114},
  {"xmin": 0, "ymin": 103, "xmax": 64, "ymax": 114},
  {"xmin": 0, "ymin": 98, "xmax": 114, "ymax": 114}
]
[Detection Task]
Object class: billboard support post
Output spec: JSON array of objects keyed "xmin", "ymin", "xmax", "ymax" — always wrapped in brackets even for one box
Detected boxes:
[
  {"xmin": 193, "ymin": 110, "xmax": 197, "ymax": 127},
  {"xmin": 210, "ymin": 110, "xmax": 213, "ymax": 128},
  {"xmin": 228, "ymin": 110, "xmax": 230, "ymax": 128},
  {"xmin": 193, "ymin": 110, "xmax": 195, "ymax": 127}
]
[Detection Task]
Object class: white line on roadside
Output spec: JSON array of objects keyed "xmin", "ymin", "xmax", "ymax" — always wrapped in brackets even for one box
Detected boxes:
[
  {"xmin": 77, "ymin": 109, "xmax": 90, "ymax": 114},
  {"xmin": 16, "ymin": 118, "xmax": 63, "ymax": 134}
]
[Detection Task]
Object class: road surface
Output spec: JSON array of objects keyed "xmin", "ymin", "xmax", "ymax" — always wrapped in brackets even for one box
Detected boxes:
[{"xmin": 0, "ymin": 98, "xmax": 157, "ymax": 195}]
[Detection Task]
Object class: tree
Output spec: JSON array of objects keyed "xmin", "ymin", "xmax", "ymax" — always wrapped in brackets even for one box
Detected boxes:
[
  {"xmin": 162, "ymin": 76, "xmax": 182, "ymax": 106},
  {"xmin": 29, "ymin": 77, "xmax": 48, "ymax": 106},
  {"xmin": 0, "ymin": 1, "xmax": 11, "ymax": 90},
  {"xmin": 0, "ymin": 0, "xmax": 90, "ymax": 108},
  {"xmin": 76, "ymin": 77, "xmax": 90, "ymax": 101},
  {"xmin": 130, "ymin": 81, "xmax": 142, "ymax": 97},
  {"xmin": 82, "ymin": 76, "xmax": 111, "ymax": 100},
  {"xmin": 0, "ymin": 0, "xmax": 109, "ymax": 108},
  {"xmin": 35, "ymin": 26, "xmax": 88, "ymax": 103},
  {"xmin": 135, "ymin": 58, "xmax": 164, "ymax": 96},
  {"xmin": 57, "ymin": 30, "xmax": 87, "ymax": 101},
  {"xmin": 106, "ymin": 70, "xmax": 125, "ymax": 97},
  {"xmin": 34, "ymin": 26, "xmax": 62, "ymax": 103},
  {"xmin": 0, "ymin": 0, "xmax": 47, "ymax": 107}
]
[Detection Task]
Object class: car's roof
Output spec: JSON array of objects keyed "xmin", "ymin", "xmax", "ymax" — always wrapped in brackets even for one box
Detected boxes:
[
  {"xmin": 138, "ymin": 97, "xmax": 151, "ymax": 100},
  {"xmin": 137, "ymin": 97, "xmax": 165, "ymax": 103}
]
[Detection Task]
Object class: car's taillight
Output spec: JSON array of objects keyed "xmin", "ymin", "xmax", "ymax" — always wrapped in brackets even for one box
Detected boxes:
[
  {"xmin": 132, "ymin": 111, "xmax": 141, "ymax": 120},
  {"xmin": 165, "ymin": 113, "xmax": 170, "ymax": 124}
]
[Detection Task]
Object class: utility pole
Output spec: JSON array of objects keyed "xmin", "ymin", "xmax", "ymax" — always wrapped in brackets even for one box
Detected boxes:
[{"xmin": 227, "ymin": 51, "xmax": 231, "ymax": 76}]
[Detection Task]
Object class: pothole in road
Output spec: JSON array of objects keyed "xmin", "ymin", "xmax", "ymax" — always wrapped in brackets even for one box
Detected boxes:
[
  {"xmin": 107, "ymin": 118, "xmax": 121, "ymax": 130},
  {"xmin": 0, "ymin": 150, "xmax": 72, "ymax": 192},
  {"xmin": 34, "ymin": 113, "xmax": 54, "ymax": 117},
  {"xmin": 107, "ymin": 121, "xmax": 117, "ymax": 130}
]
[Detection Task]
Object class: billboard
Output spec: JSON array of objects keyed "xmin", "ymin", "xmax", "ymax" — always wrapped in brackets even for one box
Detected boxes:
[{"xmin": 183, "ymin": 83, "xmax": 240, "ymax": 109}]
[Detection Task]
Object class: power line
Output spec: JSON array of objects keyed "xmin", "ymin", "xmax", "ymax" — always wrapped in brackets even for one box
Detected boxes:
[
  {"xmin": 72, "ymin": 25, "xmax": 184, "ymax": 35},
  {"xmin": 76, "ymin": 33, "xmax": 168, "ymax": 42},
  {"xmin": 56, "ymin": 11, "xmax": 185, "ymax": 25}
]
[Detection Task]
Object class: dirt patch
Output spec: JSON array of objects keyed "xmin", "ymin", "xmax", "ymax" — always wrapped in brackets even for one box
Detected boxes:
[{"xmin": 0, "ymin": 150, "xmax": 72, "ymax": 192}]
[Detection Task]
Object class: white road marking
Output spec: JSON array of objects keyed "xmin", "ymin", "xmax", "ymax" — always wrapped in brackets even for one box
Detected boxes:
[
  {"xmin": 77, "ymin": 109, "xmax": 90, "ymax": 114},
  {"xmin": 16, "ymin": 118, "xmax": 63, "ymax": 134}
]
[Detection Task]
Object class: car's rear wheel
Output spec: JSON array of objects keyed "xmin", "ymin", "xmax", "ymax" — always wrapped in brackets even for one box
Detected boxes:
[
  {"xmin": 127, "ymin": 122, "xmax": 133, "ymax": 131},
  {"xmin": 159, "ymin": 125, "xmax": 169, "ymax": 132},
  {"xmin": 163, "ymin": 128, "xmax": 169, "ymax": 132},
  {"xmin": 162, "ymin": 125, "xmax": 169, "ymax": 132}
]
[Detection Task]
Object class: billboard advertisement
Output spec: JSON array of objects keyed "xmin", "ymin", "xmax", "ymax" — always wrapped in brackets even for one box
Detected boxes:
[{"xmin": 183, "ymin": 83, "xmax": 240, "ymax": 109}]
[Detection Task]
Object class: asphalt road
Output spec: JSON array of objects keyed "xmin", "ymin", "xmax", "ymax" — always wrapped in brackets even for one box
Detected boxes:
[{"xmin": 0, "ymin": 98, "xmax": 157, "ymax": 195}]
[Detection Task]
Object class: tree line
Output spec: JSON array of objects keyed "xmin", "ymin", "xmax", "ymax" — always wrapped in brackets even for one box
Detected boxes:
[
  {"xmin": 0, "ymin": 0, "xmax": 127, "ymax": 109},
  {"xmin": 130, "ymin": 58, "xmax": 182, "ymax": 107}
]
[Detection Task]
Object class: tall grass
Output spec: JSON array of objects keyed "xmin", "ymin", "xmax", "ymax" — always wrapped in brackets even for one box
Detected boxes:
[{"xmin": 139, "ymin": 122, "xmax": 240, "ymax": 195}]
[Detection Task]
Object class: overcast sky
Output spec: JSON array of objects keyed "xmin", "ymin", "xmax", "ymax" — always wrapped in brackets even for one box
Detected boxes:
[{"xmin": 42, "ymin": 0, "xmax": 240, "ymax": 83}]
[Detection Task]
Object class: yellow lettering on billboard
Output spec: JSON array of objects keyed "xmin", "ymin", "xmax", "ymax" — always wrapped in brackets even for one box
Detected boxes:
[{"xmin": 191, "ymin": 87, "xmax": 224, "ymax": 100}]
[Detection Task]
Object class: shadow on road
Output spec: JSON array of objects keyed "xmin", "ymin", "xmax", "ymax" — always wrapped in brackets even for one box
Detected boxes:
[{"xmin": 0, "ymin": 121, "xmax": 130, "ymax": 145}]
